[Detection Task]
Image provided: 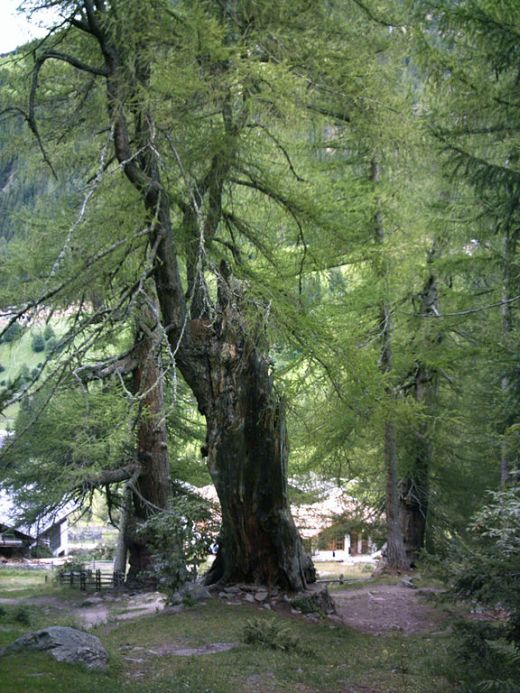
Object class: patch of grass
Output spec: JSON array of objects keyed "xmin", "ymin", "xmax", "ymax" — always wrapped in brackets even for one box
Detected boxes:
[
  {"xmin": 0, "ymin": 568, "xmax": 56, "ymax": 598},
  {"xmin": 0, "ymin": 652, "xmax": 120, "ymax": 693},
  {"xmin": 13, "ymin": 605, "xmax": 31, "ymax": 626},
  {"xmin": 315, "ymin": 560, "xmax": 378, "ymax": 581},
  {"xmin": 0, "ymin": 318, "xmax": 68, "ymax": 425}
]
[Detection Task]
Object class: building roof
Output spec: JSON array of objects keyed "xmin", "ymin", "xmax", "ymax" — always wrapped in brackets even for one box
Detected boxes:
[
  {"xmin": 0, "ymin": 431, "xmax": 76, "ymax": 539},
  {"xmin": 0, "ymin": 489, "xmax": 75, "ymax": 539},
  {"xmin": 194, "ymin": 474, "xmax": 369, "ymax": 539}
]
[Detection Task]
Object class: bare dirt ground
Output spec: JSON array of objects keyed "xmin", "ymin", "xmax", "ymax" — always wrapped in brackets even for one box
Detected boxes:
[{"xmin": 332, "ymin": 584, "xmax": 447, "ymax": 635}]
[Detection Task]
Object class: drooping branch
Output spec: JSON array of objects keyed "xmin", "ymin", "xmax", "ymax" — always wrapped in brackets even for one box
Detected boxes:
[
  {"xmin": 73, "ymin": 352, "xmax": 138, "ymax": 383},
  {"xmin": 35, "ymin": 50, "xmax": 108, "ymax": 76},
  {"xmin": 81, "ymin": 463, "xmax": 141, "ymax": 491},
  {"xmin": 247, "ymin": 121, "xmax": 306, "ymax": 182}
]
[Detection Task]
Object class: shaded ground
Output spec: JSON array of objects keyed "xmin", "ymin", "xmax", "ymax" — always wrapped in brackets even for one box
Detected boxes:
[{"xmin": 332, "ymin": 584, "xmax": 447, "ymax": 635}]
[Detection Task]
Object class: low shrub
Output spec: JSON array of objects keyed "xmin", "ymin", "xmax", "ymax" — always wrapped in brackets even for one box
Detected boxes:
[
  {"xmin": 31, "ymin": 333, "xmax": 45, "ymax": 353},
  {"xmin": 13, "ymin": 606, "xmax": 31, "ymax": 626},
  {"xmin": 442, "ymin": 486, "xmax": 520, "ymax": 690},
  {"xmin": 242, "ymin": 618, "xmax": 301, "ymax": 653},
  {"xmin": 0, "ymin": 321, "xmax": 24, "ymax": 344}
]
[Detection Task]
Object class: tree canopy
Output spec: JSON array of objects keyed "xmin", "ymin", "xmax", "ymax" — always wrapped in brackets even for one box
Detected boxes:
[{"xmin": 0, "ymin": 0, "xmax": 519, "ymax": 599}]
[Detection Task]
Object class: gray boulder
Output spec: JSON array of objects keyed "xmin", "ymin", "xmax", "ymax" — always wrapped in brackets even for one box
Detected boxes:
[
  {"xmin": 0, "ymin": 626, "xmax": 108, "ymax": 670},
  {"xmin": 290, "ymin": 586, "xmax": 337, "ymax": 615},
  {"xmin": 170, "ymin": 581, "xmax": 211, "ymax": 605}
]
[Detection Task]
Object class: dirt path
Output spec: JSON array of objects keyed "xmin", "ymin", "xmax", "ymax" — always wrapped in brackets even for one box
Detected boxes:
[
  {"xmin": 332, "ymin": 584, "xmax": 446, "ymax": 635},
  {"xmin": 0, "ymin": 592, "xmax": 167, "ymax": 629}
]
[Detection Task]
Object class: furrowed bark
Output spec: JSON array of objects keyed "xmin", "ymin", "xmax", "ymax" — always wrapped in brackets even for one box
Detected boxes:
[{"xmin": 202, "ymin": 268, "xmax": 315, "ymax": 588}]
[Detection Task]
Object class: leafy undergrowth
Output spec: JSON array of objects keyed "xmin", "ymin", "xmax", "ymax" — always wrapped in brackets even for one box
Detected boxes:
[{"xmin": 0, "ymin": 595, "xmax": 458, "ymax": 692}]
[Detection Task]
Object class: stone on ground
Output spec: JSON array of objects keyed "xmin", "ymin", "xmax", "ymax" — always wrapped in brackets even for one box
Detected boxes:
[
  {"xmin": 0, "ymin": 626, "xmax": 108, "ymax": 669},
  {"xmin": 170, "ymin": 581, "xmax": 211, "ymax": 605}
]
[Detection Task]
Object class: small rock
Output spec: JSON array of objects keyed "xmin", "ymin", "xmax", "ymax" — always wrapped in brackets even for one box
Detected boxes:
[
  {"xmin": 223, "ymin": 585, "xmax": 240, "ymax": 594},
  {"xmin": 254, "ymin": 591, "xmax": 268, "ymax": 602},
  {"xmin": 80, "ymin": 596, "xmax": 103, "ymax": 607},
  {"xmin": 328, "ymin": 614, "xmax": 343, "ymax": 624},
  {"xmin": 290, "ymin": 608, "xmax": 301, "ymax": 615},
  {"xmin": 238, "ymin": 584, "xmax": 256, "ymax": 592},
  {"xmin": 244, "ymin": 594, "xmax": 255, "ymax": 603},
  {"xmin": 401, "ymin": 576, "xmax": 416, "ymax": 589},
  {"xmin": 263, "ymin": 603, "xmax": 272, "ymax": 610}
]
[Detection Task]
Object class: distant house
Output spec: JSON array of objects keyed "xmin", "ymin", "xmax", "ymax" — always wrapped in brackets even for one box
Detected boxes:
[
  {"xmin": 290, "ymin": 482, "xmax": 377, "ymax": 562},
  {"xmin": 0, "ymin": 489, "xmax": 73, "ymax": 557},
  {"xmin": 196, "ymin": 474, "xmax": 379, "ymax": 562},
  {"xmin": 0, "ymin": 431, "xmax": 74, "ymax": 557}
]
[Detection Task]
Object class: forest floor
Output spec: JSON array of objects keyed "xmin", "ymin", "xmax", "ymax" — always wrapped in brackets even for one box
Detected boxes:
[
  {"xmin": 0, "ymin": 566, "xmax": 468, "ymax": 692},
  {"xmin": 333, "ymin": 584, "xmax": 447, "ymax": 635}
]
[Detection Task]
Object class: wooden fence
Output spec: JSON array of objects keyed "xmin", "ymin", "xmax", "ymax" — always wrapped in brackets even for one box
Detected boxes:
[{"xmin": 58, "ymin": 569, "xmax": 125, "ymax": 591}]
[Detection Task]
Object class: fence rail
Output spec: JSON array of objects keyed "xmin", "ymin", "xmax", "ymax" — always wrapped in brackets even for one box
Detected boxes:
[{"xmin": 58, "ymin": 569, "xmax": 125, "ymax": 591}]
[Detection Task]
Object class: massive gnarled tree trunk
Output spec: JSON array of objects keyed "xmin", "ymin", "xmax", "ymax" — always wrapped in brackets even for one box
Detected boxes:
[
  {"xmin": 201, "ymin": 269, "xmax": 314, "ymax": 587},
  {"xmin": 43, "ymin": 1, "xmax": 314, "ymax": 590}
]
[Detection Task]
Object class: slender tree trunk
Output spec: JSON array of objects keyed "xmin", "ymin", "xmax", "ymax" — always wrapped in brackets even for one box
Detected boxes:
[
  {"xmin": 400, "ymin": 364, "xmax": 435, "ymax": 563},
  {"xmin": 380, "ymin": 306, "xmax": 409, "ymax": 571},
  {"xmin": 400, "ymin": 267, "xmax": 439, "ymax": 563},
  {"xmin": 372, "ymin": 159, "xmax": 409, "ymax": 571},
  {"xmin": 126, "ymin": 300, "xmax": 172, "ymax": 582},
  {"xmin": 500, "ymin": 232, "xmax": 512, "ymax": 487},
  {"xmin": 113, "ymin": 481, "xmax": 132, "ymax": 575}
]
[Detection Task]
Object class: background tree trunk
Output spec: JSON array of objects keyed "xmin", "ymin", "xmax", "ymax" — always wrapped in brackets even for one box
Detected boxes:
[
  {"xmin": 113, "ymin": 481, "xmax": 132, "ymax": 576},
  {"xmin": 500, "ymin": 231, "xmax": 513, "ymax": 486},
  {"xmin": 126, "ymin": 301, "xmax": 172, "ymax": 582},
  {"xmin": 372, "ymin": 159, "xmax": 409, "ymax": 571},
  {"xmin": 400, "ymin": 267, "xmax": 440, "ymax": 563}
]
